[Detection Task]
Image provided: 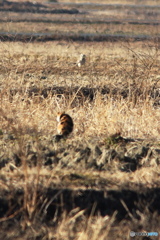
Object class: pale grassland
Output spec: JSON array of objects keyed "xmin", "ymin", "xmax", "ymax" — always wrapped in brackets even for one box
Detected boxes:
[
  {"xmin": 1, "ymin": 22, "xmax": 160, "ymax": 36},
  {"xmin": 0, "ymin": 41, "xmax": 159, "ymax": 140},
  {"xmin": 0, "ymin": 2, "xmax": 160, "ymax": 239},
  {"xmin": 60, "ymin": 0, "xmax": 160, "ymax": 4},
  {"xmin": 10, "ymin": 0, "xmax": 160, "ymax": 5},
  {"xmin": 0, "ymin": 40, "xmax": 160, "ymax": 239}
]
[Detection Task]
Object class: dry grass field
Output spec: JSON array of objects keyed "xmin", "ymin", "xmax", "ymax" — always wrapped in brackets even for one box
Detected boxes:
[
  {"xmin": 0, "ymin": 1, "xmax": 160, "ymax": 240},
  {"xmin": 9, "ymin": 0, "xmax": 160, "ymax": 5}
]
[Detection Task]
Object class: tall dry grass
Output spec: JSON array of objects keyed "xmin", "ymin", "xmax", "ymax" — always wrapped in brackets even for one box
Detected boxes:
[
  {"xmin": 0, "ymin": 40, "xmax": 160, "ymax": 239},
  {"xmin": 0, "ymin": 41, "xmax": 159, "ymax": 140}
]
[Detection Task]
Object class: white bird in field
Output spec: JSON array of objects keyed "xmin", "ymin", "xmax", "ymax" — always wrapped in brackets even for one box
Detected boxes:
[{"xmin": 77, "ymin": 54, "xmax": 86, "ymax": 67}]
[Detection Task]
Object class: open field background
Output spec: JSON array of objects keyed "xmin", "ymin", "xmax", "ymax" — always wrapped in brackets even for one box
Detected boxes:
[{"xmin": 0, "ymin": 1, "xmax": 160, "ymax": 239}]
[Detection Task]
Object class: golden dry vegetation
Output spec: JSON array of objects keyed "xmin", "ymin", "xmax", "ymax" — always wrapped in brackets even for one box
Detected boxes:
[
  {"xmin": 9, "ymin": 0, "xmax": 160, "ymax": 5},
  {"xmin": 0, "ymin": 39, "xmax": 160, "ymax": 240},
  {"xmin": 0, "ymin": 40, "xmax": 159, "ymax": 138},
  {"xmin": 0, "ymin": 1, "xmax": 160, "ymax": 239}
]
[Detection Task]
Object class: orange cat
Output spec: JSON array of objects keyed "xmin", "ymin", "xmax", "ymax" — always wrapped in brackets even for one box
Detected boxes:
[{"xmin": 57, "ymin": 112, "xmax": 74, "ymax": 137}]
